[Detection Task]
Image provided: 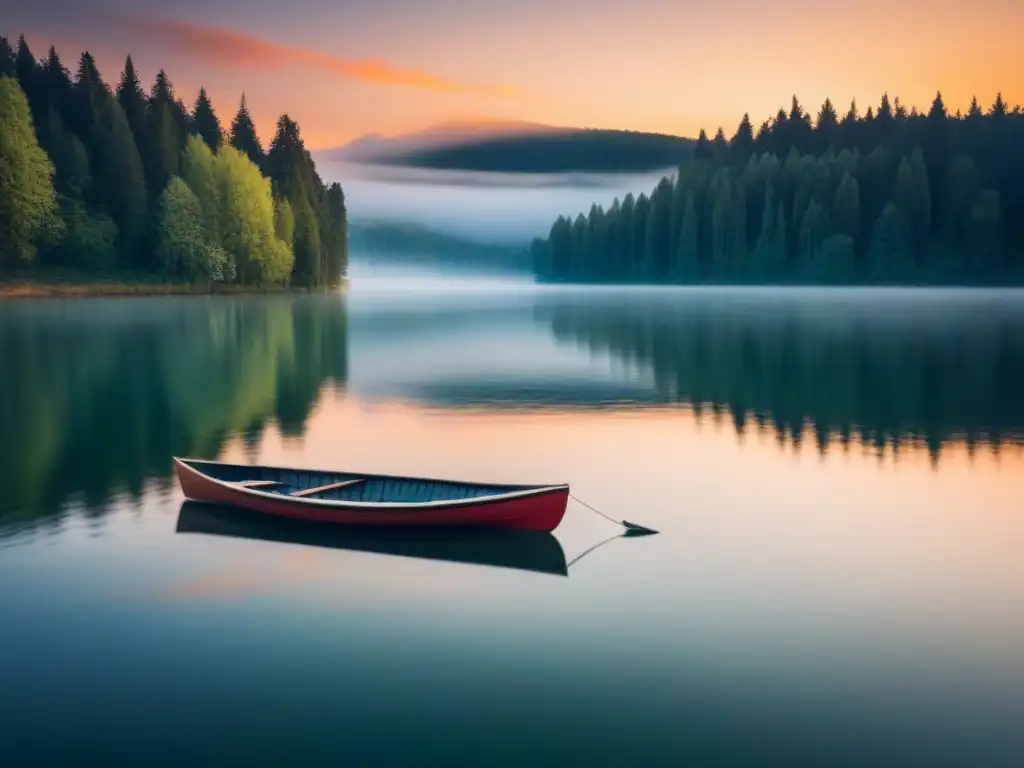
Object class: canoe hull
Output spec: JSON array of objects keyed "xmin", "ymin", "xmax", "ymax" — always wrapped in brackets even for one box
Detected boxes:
[{"xmin": 174, "ymin": 459, "xmax": 570, "ymax": 532}]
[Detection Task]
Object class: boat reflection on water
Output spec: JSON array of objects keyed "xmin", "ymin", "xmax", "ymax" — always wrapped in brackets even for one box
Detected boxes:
[{"xmin": 175, "ymin": 502, "xmax": 569, "ymax": 577}]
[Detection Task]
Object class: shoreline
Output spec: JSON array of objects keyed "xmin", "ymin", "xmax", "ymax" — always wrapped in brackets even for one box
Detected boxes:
[{"xmin": 0, "ymin": 279, "xmax": 349, "ymax": 299}]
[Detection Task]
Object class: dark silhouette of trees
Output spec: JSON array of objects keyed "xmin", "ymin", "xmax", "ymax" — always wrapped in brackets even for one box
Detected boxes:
[
  {"xmin": 0, "ymin": 33, "xmax": 348, "ymax": 288},
  {"xmin": 190, "ymin": 87, "xmax": 223, "ymax": 151},
  {"xmin": 116, "ymin": 55, "xmax": 146, "ymax": 157},
  {"xmin": 229, "ymin": 93, "xmax": 264, "ymax": 168},
  {"xmin": 535, "ymin": 88, "xmax": 1024, "ymax": 286}
]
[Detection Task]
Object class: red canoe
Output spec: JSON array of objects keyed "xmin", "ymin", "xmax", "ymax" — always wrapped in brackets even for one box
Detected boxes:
[{"xmin": 173, "ymin": 458, "xmax": 570, "ymax": 532}]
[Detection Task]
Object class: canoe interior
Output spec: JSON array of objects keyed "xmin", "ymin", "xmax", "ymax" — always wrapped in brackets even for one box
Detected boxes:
[{"xmin": 183, "ymin": 460, "xmax": 542, "ymax": 504}]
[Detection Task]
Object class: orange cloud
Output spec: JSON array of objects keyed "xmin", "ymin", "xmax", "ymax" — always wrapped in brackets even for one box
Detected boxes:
[{"xmin": 118, "ymin": 16, "xmax": 523, "ymax": 98}]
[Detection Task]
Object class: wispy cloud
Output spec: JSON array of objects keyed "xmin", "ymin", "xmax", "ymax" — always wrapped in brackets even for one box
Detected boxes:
[{"xmin": 117, "ymin": 16, "xmax": 523, "ymax": 98}]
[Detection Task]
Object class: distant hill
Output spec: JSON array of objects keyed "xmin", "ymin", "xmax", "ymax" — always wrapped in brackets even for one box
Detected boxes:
[
  {"xmin": 328, "ymin": 120, "xmax": 560, "ymax": 163},
  {"xmin": 349, "ymin": 221, "xmax": 531, "ymax": 273},
  {"xmin": 328, "ymin": 123, "xmax": 695, "ymax": 174}
]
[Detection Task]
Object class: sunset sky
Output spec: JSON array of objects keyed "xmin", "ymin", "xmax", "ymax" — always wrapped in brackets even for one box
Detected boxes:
[{"xmin": 8, "ymin": 0, "xmax": 1024, "ymax": 149}]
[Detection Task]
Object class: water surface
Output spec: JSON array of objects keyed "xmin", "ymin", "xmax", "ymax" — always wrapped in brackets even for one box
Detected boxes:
[{"xmin": 2, "ymin": 285, "xmax": 1023, "ymax": 766}]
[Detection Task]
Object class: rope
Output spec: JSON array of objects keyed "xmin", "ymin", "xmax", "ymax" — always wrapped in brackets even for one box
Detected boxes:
[
  {"xmin": 570, "ymin": 493, "xmax": 624, "ymax": 527},
  {"xmin": 569, "ymin": 494, "xmax": 659, "ymax": 535}
]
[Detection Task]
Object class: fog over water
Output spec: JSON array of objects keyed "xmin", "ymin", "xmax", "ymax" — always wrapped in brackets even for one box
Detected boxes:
[{"xmin": 315, "ymin": 159, "xmax": 672, "ymax": 243}]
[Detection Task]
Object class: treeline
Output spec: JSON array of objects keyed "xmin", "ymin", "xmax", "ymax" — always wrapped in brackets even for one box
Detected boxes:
[
  {"xmin": 533, "ymin": 92, "xmax": 1024, "ymax": 285},
  {"xmin": 388, "ymin": 129, "xmax": 695, "ymax": 173},
  {"xmin": 0, "ymin": 34, "xmax": 347, "ymax": 287}
]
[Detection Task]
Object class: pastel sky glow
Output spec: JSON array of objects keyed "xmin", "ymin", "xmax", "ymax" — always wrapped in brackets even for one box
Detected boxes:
[{"xmin": 8, "ymin": 0, "xmax": 1024, "ymax": 148}]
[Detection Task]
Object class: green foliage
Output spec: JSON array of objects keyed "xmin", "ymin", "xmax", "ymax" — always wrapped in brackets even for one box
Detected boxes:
[
  {"xmin": 1, "ymin": 33, "xmax": 347, "ymax": 288},
  {"xmin": 44, "ymin": 105, "xmax": 91, "ymax": 200},
  {"xmin": 215, "ymin": 144, "xmax": 293, "ymax": 286},
  {"xmin": 0, "ymin": 76, "xmax": 60, "ymax": 265},
  {"xmin": 155, "ymin": 177, "xmax": 232, "ymax": 282},
  {"xmin": 181, "ymin": 135, "xmax": 220, "ymax": 241},
  {"xmin": 274, "ymin": 198, "xmax": 295, "ymax": 247},
  {"xmin": 322, "ymin": 182, "xmax": 348, "ymax": 284},
  {"xmin": 58, "ymin": 200, "xmax": 117, "ymax": 268},
  {"xmin": 292, "ymin": 197, "xmax": 322, "ymax": 287}
]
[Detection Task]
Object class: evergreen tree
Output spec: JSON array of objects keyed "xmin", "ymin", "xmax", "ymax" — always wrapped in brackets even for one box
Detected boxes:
[
  {"xmin": 144, "ymin": 87, "xmax": 181, "ymax": 196},
  {"xmin": 41, "ymin": 47, "xmax": 73, "ymax": 129},
  {"xmin": 674, "ymin": 191, "xmax": 699, "ymax": 280},
  {"xmin": 870, "ymin": 204, "xmax": 913, "ymax": 279},
  {"xmin": 116, "ymin": 55, "xmax": 147, "ymax": 152},
  {"xmin": 892, "ymin": 149, "xmax": 931, "ymax": 251},
  {"xmin": 230, "ymin": 93, "xmax": 264, "ymax": 167},
  {"xmin": 710, "ymin": 171, "xmax": 733, "ymax": 275},
  {"xmin": 944, "ymin": 154, "xmax": 980, "ymax": 247},
  {"xmin": 833, "ymin": 172, "xmax": 860, "ymax": 240},
  {"xmin": 14, "ymin": 36, "xmax": 43, "ymax": 125},
  {"xmin": 645, "ymin": 177, "xmax": 673, "ymax": 277},
  {"xmin": 191, "ymin": 87, "xmax": 223, "ymax": 151},
  {"xmin": 840, "ymin": 99, "xmax": 859, "ymax": 146},
  {"xmin": 752, "ymin": 182, "xmax": 784, "ymax": 277},
  {"xmin": 0, "ymin": 37, "xmax": 14, "ymax": 77},
  {"xmin": 693, "ymin": 129, "xmax": 712, "ymax": 160},
  {"xmin": 798, "ymin": 199, "xmax": 829, "ymax": 267},
  {"xmin": 816, "ymin": 98, "xmax": 839, "ymax": 151},
  {"xmin": 632, "ymin": 193, "xmax": 650, "ymax": 276},
  {"xmin": 753, "ymin": 118, "xmax": 772, "ymax": 153},
  {"xmin": 266, "ymin": 113, "xmax": 325, "ymax": 285},
  {"xmin": 787, "ymin": 95, "xmax": 813, "ymax": 151},
  {"xmin": 969, "ymin": 189, "xmax": 1002, "ymax": 275},
  {"xmin": 94, "ymin": 95, "xmax": 147, "ymax": 263},
  {"xmin": 69, "ymin": 52, "xmax": 106, "ymax": 149},
  {"xmin": 0, "ymin": 76, "xmax": 60, "ymax": 265},
  {"xmin": 619, "ymin": 193, "xmax": 635, "ymax": 274},
  {"xmin": 44, "ymin": 105, "xmax": 91, "ymax": 201},
  {"xmin": 711, "ymin": 127, "xmax": 728, "ymax": 158},
  {"xmin": 877, "ymin": 93, "xmax": 894, "ymax": 123},
  {"xmin": 773, "ymin": 202, "xmax": 788, "ymax": 268},
  {"xmin": 991, "ymin": 93, "xmax": 1007, "ymax": 118},
  {"xmin": 730, "ymin": 113, "xmax": 754, "ymax": 159},
  {"xmin": 893, "ymin": 97, "xmax": 907, "ymax": 121}
]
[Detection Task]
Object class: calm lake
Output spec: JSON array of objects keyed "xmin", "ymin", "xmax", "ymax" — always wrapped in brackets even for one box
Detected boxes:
[{"xmin": 2, "ymin": 281, "xmax": 1024, "ymax": 766}]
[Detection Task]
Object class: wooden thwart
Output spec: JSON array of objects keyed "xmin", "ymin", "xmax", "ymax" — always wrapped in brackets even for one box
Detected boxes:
[
  {"xmin": 235, "ymin": 480, "xmax": 281, "ymax": 488},
  {"xmin": 290, "ymin": 479, "xmax": 364, "ymax": 498}
]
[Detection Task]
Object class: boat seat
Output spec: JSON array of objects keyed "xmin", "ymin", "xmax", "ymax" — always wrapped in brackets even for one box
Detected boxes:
[
  {"xmin": 290, "ymin": 479, "xmax": 364, "ymax": 498},
  {"xmin": 234, "ymin": 480, "xmax": 282, "ymax": 488}
]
